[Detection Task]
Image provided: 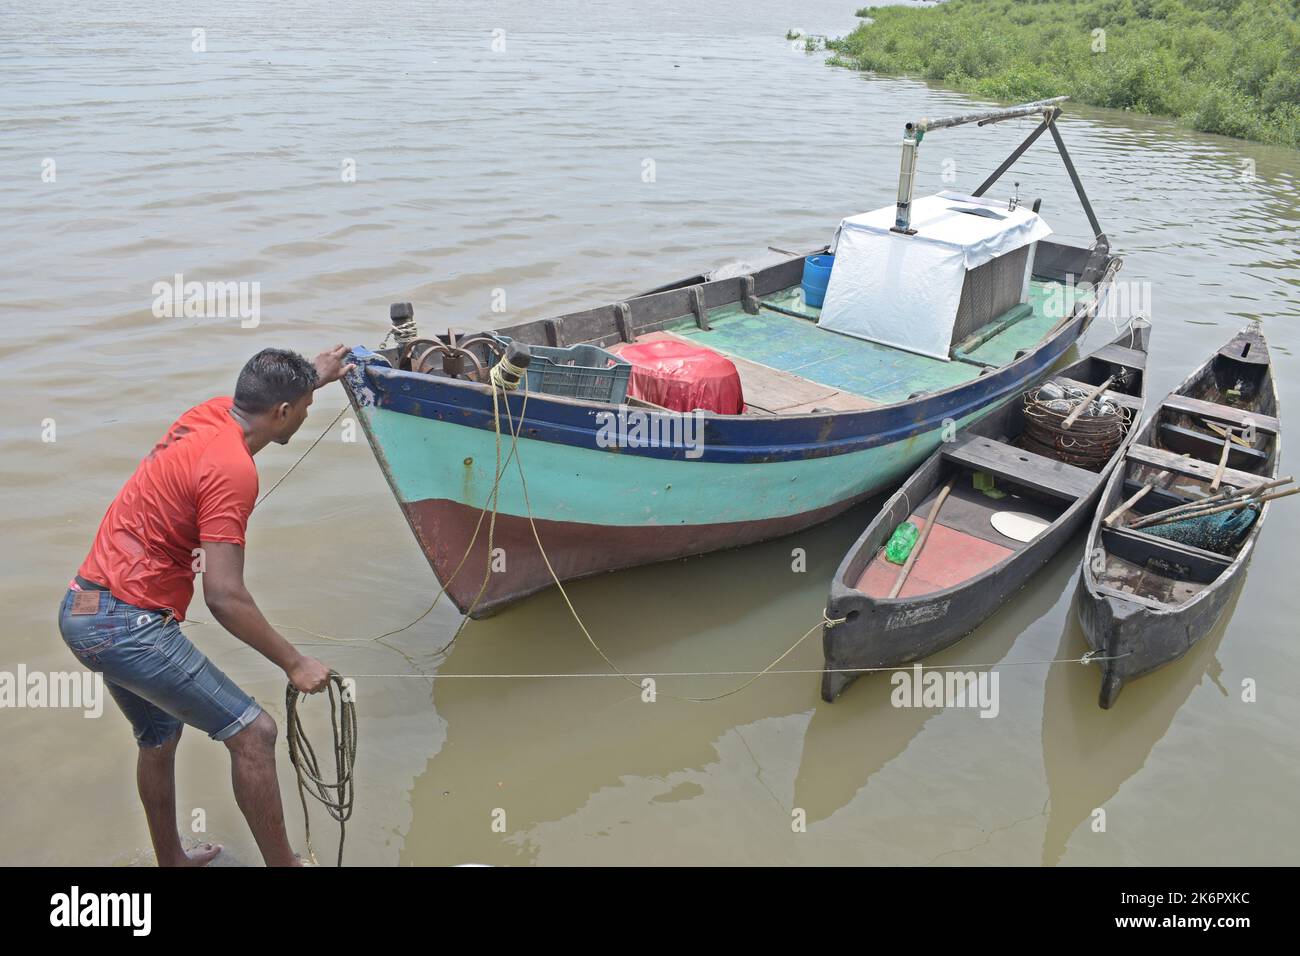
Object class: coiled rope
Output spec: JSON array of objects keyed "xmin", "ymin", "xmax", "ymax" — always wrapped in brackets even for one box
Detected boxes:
[{"xmin": 285, "ymin": 672, "xmax": 356, "ymax": 867}]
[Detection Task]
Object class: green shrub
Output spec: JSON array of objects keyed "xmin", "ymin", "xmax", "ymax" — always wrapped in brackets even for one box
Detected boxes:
[{"xmin": 826, "ymin": 0, "xmax": 1300, "ymax": 147}]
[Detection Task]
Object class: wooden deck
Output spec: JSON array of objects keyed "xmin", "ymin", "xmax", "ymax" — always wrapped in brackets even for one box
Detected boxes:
[{"xmin": 630, "ymin": 331, "xmax": 880, "ymax": 415}]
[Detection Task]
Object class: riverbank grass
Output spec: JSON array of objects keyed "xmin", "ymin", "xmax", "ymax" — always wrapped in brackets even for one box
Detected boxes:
[{"xmin": 826, "ymin": 0, "xmax": 1300, "ymax": 147}]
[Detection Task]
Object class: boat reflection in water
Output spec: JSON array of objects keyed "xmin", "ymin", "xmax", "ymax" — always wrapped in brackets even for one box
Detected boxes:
[{"xmin": 1040, "ymin": 588, "xmax": 1234, "ymax": 866}]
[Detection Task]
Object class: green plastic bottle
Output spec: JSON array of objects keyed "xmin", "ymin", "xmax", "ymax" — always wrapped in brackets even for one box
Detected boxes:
[{"xmin": 885, "ymin": 521, "xmax": 920, "ymax": 565}]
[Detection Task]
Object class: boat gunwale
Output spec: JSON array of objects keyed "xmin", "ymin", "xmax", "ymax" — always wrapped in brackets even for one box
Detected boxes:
[
  {"xmin": 354, "ymin": 325, "xmax": 1083, "ymax": 464},
  {"xmin": 349, "ymin": 238, "xmax": 1119, "ymax": 429}
]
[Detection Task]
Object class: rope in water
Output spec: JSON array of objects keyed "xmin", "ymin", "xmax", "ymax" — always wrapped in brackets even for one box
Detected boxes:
[
  {"xmin": 251, "ymin": 381, "xmax": 522, "ymax": 866},
  {"xmin": 285, "ymin": 673, "xmax": 357, "ymax": 867},
  {"xmin": 231, "ymin": 387, "xmax": 529, "ymax": 650},
  {"xmin": 317, "ymin": 653, "xmax": 1130, "ymax": 681},
  {"xmin": 250, "ymin": 359, "xmax": 848, "ymax": 701}
]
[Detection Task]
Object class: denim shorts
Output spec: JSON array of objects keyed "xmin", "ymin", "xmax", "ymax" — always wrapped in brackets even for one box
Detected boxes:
[{"xmin": 58, "ymin": 588, "xmax": 262, "ymax": 748}]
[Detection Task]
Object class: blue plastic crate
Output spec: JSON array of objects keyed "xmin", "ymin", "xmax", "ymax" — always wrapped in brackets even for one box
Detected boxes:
[{"xmin": 491, "ymin": 335, "xmax": 631, "ymax": 404}]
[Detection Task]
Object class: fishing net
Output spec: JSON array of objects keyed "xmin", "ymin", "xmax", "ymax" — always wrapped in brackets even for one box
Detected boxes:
[
  {"xmin": 1022, "ymin": 377, "xmax": 1133, "ymax": 470},
  {"xmin": 1142, "ymin": 504, "xmax": 1260, "ymax": 555}
]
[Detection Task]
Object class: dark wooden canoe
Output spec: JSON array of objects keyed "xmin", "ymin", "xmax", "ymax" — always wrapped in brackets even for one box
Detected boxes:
[
  {"xmin": 821, "ymin": 320, "xmax": 1151, "ymax": 701},
  {"xmin": 1076, "ymin": 322, "xmax": 1280, "ymax": 708}
]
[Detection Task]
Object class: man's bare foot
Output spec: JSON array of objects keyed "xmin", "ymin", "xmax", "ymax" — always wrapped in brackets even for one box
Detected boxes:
[{"xmin": 161, "ymin": 842, "xmax": 223, "ymax": 867}]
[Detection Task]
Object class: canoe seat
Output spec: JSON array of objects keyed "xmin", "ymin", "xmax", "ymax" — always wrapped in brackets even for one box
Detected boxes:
[
  {"xmin": 1161, "ymin": 393, "xmax": 1279, "ymax": 434},
  {"xmin": 942, "ymin": 434, "xmax": 1100, "ymax": 501},
  {"xmin": 1101, "ymin": 526, "xmax": 1232, "ymax": 585},
  {"xmin": 1091, "ymin": 342, "xmax": 1147, "ymax": 370},
  {"xmin": 1125, "ymin": 443, "xmax": 1264, "ymax": 489}
]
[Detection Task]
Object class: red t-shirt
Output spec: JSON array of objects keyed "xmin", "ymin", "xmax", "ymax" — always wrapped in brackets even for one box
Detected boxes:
[{"xmin": 78, "ymin": 397, "xmax": 258, "ymax": 620}]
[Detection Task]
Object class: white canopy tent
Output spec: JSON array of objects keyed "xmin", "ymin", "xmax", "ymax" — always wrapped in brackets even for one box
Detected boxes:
[{"xmin": 818, "ymin": 191, "xmax": 1052, "ymax": 360}]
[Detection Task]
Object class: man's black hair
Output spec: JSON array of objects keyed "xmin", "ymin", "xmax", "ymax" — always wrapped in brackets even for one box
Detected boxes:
[{"xmin": 234, "ymin": 349, "xmax": 318, "ymax": 413}]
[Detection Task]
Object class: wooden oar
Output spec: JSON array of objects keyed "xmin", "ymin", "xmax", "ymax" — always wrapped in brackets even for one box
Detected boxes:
[
  {"xmin": 1210, "ymin": 429, "xmax": 1235, "ymax": 490},
  {"xmin": 889, "ymin": 478, "xmax": 955, "ymax": 599},
  {"xmin": 1061, "ymin": 375, "xmax": 1115, "ymax": 429},
  {"xmin": 1104, "ymin": 482, "xmax": 1153, "ymax": 527}
]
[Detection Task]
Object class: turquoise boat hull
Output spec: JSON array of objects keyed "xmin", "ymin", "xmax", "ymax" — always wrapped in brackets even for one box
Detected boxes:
[{"xmin": 344, "ymin": 244, "xmax": 1118, "ymax": 616}]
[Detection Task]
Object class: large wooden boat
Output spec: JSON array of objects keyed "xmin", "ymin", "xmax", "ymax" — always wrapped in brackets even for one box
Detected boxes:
[{"xmin": 342, "ymin": 98, "xmax": 1124, "ymax": 618}]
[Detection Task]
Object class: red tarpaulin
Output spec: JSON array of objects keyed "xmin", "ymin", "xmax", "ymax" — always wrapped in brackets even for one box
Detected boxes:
[{"xmin": 609, "ymin": 337, "xmax": 745, "ymax": 414}]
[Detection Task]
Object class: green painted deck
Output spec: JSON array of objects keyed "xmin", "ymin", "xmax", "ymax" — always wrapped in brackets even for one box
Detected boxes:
[
  {"xmin": 964, "ymin": 280, "xmax": 1091, "ymax": 366},
  {"xmin": 665, "ymin": 278, "xmax": 1083, "ymax": 406}
]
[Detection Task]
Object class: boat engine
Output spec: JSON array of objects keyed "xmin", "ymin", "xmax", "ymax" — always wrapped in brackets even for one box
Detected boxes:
[{"xmin": 388, "ymin": 301, "xmax": 522, "ymax": 383}]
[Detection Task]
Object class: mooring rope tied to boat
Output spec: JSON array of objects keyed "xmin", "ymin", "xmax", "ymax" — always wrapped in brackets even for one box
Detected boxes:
[
  {"xmin": 256, "ymin": 390, "xmax": 506, "ymax": 867},
  {"xmin": 256, "ymin": 406, "xmax": 347, "ymax": 507},
  {"xmin": 491, "ymin": 380, "xmax": 845, "ymax": 702},
  {"xmin": 328, "ymin": 654, "xmax": 1133, "ymax": 681}
]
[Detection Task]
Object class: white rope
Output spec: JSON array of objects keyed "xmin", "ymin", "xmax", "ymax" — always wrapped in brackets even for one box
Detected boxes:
[
  {"xmin": 320, "ymin": 653, "xmax": 1130, "ymax": 681},
  {"xmin": 382, "ymin": 317, "xmax": 418, "ymax": 350}
]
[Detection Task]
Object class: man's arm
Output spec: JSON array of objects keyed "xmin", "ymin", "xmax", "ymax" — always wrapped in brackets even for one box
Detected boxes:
[
  {"xmin": 313, "ymin": 344, "xmax": 355, "ymax": 389},
  {"xmin": 201, "ymin": 541, "xmax": 330, "ymax": 693}
]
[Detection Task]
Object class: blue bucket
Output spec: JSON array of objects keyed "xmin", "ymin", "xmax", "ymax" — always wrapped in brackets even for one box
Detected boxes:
[{"xmin": 801, "ymin": 254, "xmax": 834, "ymax": 309}]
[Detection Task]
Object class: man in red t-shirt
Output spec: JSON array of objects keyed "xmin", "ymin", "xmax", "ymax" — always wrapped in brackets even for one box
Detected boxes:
[{"xmin": 59, "ymin": 345, "xmax": 354, "ymax": 867}]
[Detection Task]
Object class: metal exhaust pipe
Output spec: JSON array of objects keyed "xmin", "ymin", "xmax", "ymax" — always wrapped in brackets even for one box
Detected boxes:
[{"xmin": 891, "ymin": 96, "xmax": 1069, "ymax": 234}]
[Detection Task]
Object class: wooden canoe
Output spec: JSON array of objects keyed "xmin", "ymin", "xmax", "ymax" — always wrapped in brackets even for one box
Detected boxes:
[
  {"xmin": 821, "ymin": 319, "xmax": 1151, "ymax": 701},
  {"xmin": 1076, "ymin": 322, "xmax": 1280, "ymax": 708}
]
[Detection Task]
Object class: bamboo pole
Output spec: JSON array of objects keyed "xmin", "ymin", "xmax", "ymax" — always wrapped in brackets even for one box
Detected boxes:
[
  {"xmin": 1137, "ymin": 487, "xmax": 1300, "ymax": 529},
  {"xmin": 1138, "ymin": 499, "xmax": 1248, "ymax": 528},
  {"xmin": 919, "ymin": 96, "xmax": 1069, "ymax": 132},
  {"xmin": 1130, "ymin": 476, "xmax": 1293, "ymax": 529},
  {"xmin": 889, "ymin": 479, "xmax": 955, "ymax": 600},
  {"xmin": 1061, "ymin": 376, "xmax": 1115, "ymax": 429},
  {"xmin": 1205, "ymin": 419, "xmax": 1252, "ymax": 448}
]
